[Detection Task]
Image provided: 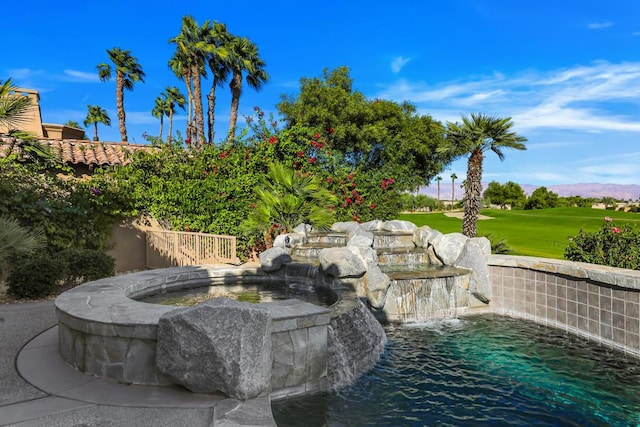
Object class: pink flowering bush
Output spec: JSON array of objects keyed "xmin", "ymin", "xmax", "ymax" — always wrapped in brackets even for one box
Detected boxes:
[{"xmin": 565, "ymin": 218, "xmax": 640, "ymax": 270}]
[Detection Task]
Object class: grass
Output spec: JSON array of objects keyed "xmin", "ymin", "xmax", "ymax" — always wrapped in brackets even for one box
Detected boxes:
[{"xmin": 398, "ymin": 207, "xmax": 640, "ymax": 259}]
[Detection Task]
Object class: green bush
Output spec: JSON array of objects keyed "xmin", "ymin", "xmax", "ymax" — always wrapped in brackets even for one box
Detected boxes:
[
  {"xmin": 7, "ymin": 254, "xmax": 65, "ymax": 299},
  {"xmin": 565, "ymin": 218, "xmax": 640, "ymax": 270},
  {"xmin": 60, "ymin": 248, "xmax": 115, "ymax": 285}
]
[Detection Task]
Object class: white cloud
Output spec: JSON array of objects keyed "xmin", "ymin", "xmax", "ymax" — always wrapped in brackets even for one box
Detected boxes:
[
  {"xmin": 377, "ymin": 61, "xmax": 640, "ymax": 134},
  {"xmin": 63, "ymin": 69, "xmax": 99, "ymax": 83},
  {"xmin": 588, "ymin": 22, "xmax": 613, "ymax": 29},
  {"xmin": 391, "ymin": 56, "xmax": 411, "ymax": 73}
]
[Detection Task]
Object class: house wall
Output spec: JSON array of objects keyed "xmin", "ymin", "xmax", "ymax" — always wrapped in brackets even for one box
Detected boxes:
[{"xmin": 0, "ymin": 88, "xmax": 44, "ymax": 136}]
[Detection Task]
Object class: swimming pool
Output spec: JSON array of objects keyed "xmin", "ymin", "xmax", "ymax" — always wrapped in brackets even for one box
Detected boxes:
[{"xmin": 273, "ymin": 314, "xmax": 640, "ymax": 426}]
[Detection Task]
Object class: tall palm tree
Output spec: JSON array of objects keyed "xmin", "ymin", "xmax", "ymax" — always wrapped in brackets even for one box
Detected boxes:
[
  {"xmin": 97, "ymin": 48, "xmax": 145, "ymax": 143},
  {"xmin": 206, "ymin": 21, "xmax": 231, "ymax": 143},
  {"xmin": 151, "ymin": 96, "xmax": 169, "ymax": 140},
  {"xmin": 439, "ymin": 113, "xmax": 526, "ymax": 237},
  {"xmin": 0, "ymin": 78, "xmax": 32, "ymax": 131},
  {"xmin": 450, "ymin": 173, "xmax": 458, "ymax": 210},
  {"xmin": 83, "ymin": 105, "xmax": 111, "ymax": 141},
  {"xmin": 170, "ymin": 16, "xmax": 228, "ymax": 147},
  {"xmin": 163, "ymin": 86, "xmax": 186, "ymax": 144},
  {"xmin": 169, "ymin": 48, "xmax": 194, "ymax": 144},
  {"xmin": 435, "ymin": 175, "xmax": 442, "ymax": 211},
  {"xmin": 226, "ymin": 36, "xmax": 269, "ymax": 141}
]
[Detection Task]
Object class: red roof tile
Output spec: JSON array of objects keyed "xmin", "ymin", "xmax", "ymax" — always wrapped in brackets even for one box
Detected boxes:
[{"xmin": 0, "ymin": 136, "xmax": 154, "ymax": 167}]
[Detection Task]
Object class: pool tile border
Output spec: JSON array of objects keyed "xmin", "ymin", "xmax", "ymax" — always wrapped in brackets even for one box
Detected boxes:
[{"xmin": 489, "ymin": 255, "xmax": 640, "ymax": 358}]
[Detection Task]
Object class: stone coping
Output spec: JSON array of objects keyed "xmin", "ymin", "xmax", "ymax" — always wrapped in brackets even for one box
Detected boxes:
[
  {"xmin": 55, "ymin": 265, "xmax": 331, "ymax": 340},
  {"xmin": 489, "ymin": 254, "xmax": 640, "ymax": 290}
]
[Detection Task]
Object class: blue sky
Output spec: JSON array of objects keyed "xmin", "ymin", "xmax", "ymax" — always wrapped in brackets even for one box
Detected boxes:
[{"xmin": 5, "ymin": 0, "xmax": 640, "ymax": 186}]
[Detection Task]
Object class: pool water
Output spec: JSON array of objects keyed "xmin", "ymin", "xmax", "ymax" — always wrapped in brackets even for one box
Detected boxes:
[
  {"xmin": 138, "ymin": 282, "xmax": 337, "ymax": 307},
  {"xmin": 272, "ymin": 314, "xmax": 640, "ymax": 426}
]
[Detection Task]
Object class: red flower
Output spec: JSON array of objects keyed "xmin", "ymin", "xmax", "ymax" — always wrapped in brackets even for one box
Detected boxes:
[
  {"xmin": 309, "ymin": 157, "xmax": 316, "ymax": 164},
  {"xmin": 612, "ymin": 227, "xmax": 621, "ymax": 233},
  {"xmin": 297, "ymin": 151, "xmax": 304, "ymax": 158},
  {"xmin": 328, "ymin": 128, "xmax": 335, "ymax": 134},
  {"xmin": 313, "ymin": 132, "xmax": 320, "ymax": 139},
  {"xmin": 604, "ymin": 216, "xmax": 613, "ymax": 222},
  {"xmin": 369, "ymin": 203, "xmax": 376, "ymax": 210},
  {"xmin": 327, "ymin": 177, "xmax": 333, "ymax": 183},
  {"xmin": 271, "ymin": 121, "xmax": 278, "ymax": 129},
  {"xmin": 352, "ymin": 190, "xmax": 358, "ymax": 196},
  {"xmin": 269, "ymin": 136, "xmax": 277, "ymax": 144},
  {"xmin": 220, "ymin": 151, "xmax": 227, "ymax": 159},
  {"xmin": 348, "ymin": 173, "xmax": 354, "ymax": 180},
  {"xmin": 346, "ymin": 197, "xmax": 353, "ymax": 204},
  {"xmin": 352, "ymin": 215, "xmax": 359, "ymax": 222}
]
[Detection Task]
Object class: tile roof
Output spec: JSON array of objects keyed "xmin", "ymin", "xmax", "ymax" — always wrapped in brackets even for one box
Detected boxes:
[{"xmin": 0, "ymin": 135, "xmax": 154, "ymax": 167}]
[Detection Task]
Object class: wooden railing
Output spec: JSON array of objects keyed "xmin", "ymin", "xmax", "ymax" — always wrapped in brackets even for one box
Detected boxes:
[{"xmin": 145, "ymin": 229, "xmax": 238, "ymax": 269}]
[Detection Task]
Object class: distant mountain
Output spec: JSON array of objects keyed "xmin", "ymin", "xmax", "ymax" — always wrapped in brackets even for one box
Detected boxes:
[{"xmin": 419, "ymin": 183, "xmax": 640, "ymax": 201}]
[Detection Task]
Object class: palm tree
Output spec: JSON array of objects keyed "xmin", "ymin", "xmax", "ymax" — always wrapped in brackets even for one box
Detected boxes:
[
  {"xmin": 170, "ymin": 16, "xmax": 228, "ymax": 147},
  {"xmin": 83, "ymin": 105, "xmax": 111, "ymax": 141},
  {"xmin": 151, "ymin": 96, "xmax": 169, "ymax": 140},
  {"xmin": 439, "ymin": 113, "xmax": 526, "ymax": 237},
  {"xmin": 435, "ymin": 176, "xmax": 442, "ymax": 211},
  {"xmin": 226, "ymin": 36, "xmax": 269, "ymax": 140},
  {"xmin": 206, "ymin": 21, "xmax": 231, "ymax": 143},
  {"xmin": 97, "ymin": 48, "xmax": 145, "ymax": 143},
  {"xmin": 450, "ymin": 173, "xmax": 458, "ymax": 210},
  {"xmin": 169, "ymin": 48, "xmax": 194, "ymax": 144},
  {"xmin": 164, "ymin": 86, "xmax": 186, "ymax": 143},
  {"xmin": 243, "ymin": 162, "xmax": 337, "ymax": 246},
  {"xmin": 0, "ymin": 78, "xmax": 32, "ymax": 131}
]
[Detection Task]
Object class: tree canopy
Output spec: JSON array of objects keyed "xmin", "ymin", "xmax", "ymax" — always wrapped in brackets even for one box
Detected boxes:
[{"xmin": 277, "ymin": 66, "xmax": 452, "ymax": 191}]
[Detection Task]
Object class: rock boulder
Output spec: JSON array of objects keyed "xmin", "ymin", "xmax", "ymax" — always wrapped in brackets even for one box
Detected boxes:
[{"xmin": 156, "ymin": 298, "xmax": 272, "ymax": 400}]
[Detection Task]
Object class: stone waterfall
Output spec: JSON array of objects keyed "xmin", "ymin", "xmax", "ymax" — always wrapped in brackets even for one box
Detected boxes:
[
  {"xmin": 266, "ymin": 219, "xmax": 492, "ymax": 324},
  {"xmin": 260, "ymin": 219, "xmax": 493, "ymax": 388}
]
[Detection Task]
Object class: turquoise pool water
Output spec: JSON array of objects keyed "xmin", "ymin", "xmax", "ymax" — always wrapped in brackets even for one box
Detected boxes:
[{"xmin": 272, "ymin": 314, "xmax": 640, "ymax": 426}]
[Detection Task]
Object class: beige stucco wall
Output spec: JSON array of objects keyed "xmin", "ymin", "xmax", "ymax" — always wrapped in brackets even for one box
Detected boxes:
[
  {"xmin": 0, "ymin": 88, "xmax": 44, "ymax": 136},
  {"xmin": 107, "ymin": 220, "xmax": 147, "ymax": 273}
]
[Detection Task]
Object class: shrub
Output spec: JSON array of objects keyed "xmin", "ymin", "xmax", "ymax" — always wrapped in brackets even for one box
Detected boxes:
[
  {"xmin": 565, "ymin": 218, "xmax": 640, "ymax": 270},
  {"xmin": 60, "ymin": 248, "xmax": 115, "ymax": 285},
  {"xmin": 7, "ymin": 254, "xmax": 65, "ymax": 299},
  {"xmin": 479, "ymin": 232, "xmax": 512, "ymax": 255}
]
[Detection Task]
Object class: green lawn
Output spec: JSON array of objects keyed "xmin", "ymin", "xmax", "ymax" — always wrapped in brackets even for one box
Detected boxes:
[{"xmin": 398, "ymin": 208, "xmax": 640, "ymax": 259}]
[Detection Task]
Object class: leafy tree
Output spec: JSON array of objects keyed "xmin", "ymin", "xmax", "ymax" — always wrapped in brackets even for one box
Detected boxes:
[
  {"xmin": 525, "ymin": 186, "xmax": 558, "ymax": 210},
  {"xmin": 97, "ymin": 48, "xmax": 145, "ymax": 142},
  {"xmin": 559, "ymin": 195, "xmax": 592, "ymax": 208},
  {"xmin": 0, "ymin": 78, "xmax": 31, "ymax": 131},
  {"xmin": 243, "ymin": 162, "xmax": 337, "ymax": 245},
  {"xmin": 601, "ymin": 196, "xmax": 617, "ymax": 209},
  {"xmin": 277, "ymin": 67, "xmax": 451, "ymax": 192},
  {"xmin": 484, "ymin": 181, "xmax": 526, "ymax": 209},
  {"xmin": 438, "ymin": 113, "xmax": 527, "ymax": 237},
  {"xmin": 227, "ymin": 36, "xmax": 269, "ymax": 140},
  {"xmin": 84, "ymin": 105, "xmax": 111, "ymax": 141},
  {"xmin": 400, "ymin": 193, "xmax": 437, "ymax": 212}
]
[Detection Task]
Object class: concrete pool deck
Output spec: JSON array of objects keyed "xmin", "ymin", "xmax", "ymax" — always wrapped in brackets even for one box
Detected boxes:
[{"xmin": 0, "ymin": 301, "xmax": 275, "ymax": 426}]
